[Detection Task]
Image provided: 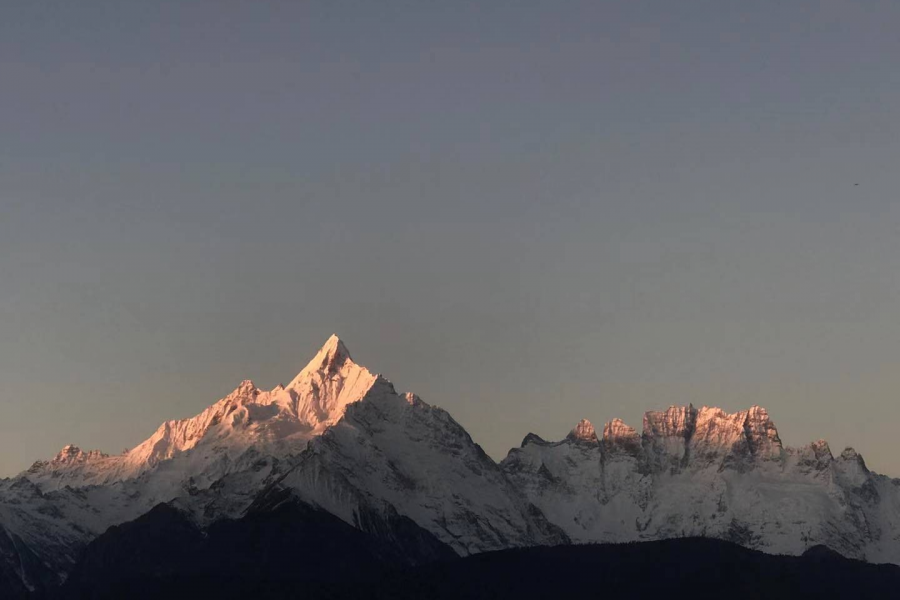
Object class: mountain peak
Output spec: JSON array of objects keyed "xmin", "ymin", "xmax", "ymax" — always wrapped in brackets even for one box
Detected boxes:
[
  {"xmin": 50, "ymin": 445, "xmax": 108, "ymax": 465},
  {"xmin": 299, "ymin": 334, "xmax": 353, "ymax": 377},
  {"xmin": 322, "ymin": 333, "xmax": 350, "ymax": 356},
  {"xmin": 279, "ymin": 335, "xmax": 381, "ymax": 429},
  {"xmin": 602, "ymin": 419, "xmax": 641, "ymax": 455},
  {"xmin": 602, "ymin": 418, "xmax": 638, "ymax": 441},
  {"xmin": 520, "ymin": 433, "xmax": 548, "ymax": 447},
  {"xmin": 840, "ymin": 447, "xmax": 868, "ymax": 470},
  {"xmin": 567, "ymin": 419, "xmax": 598, "ymax": 444},
  {"xmin": 229, "ymin": 380, "xmax": 259, "ymax": 398},
  {"xmin": 55, "ymin": 445, "xmax": 83, "ymax": 462}
]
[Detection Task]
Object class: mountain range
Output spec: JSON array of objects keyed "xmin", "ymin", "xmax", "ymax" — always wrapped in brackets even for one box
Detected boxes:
[{"xmin": 2, "ymin": 335, "xmax": 899, "ymax": 598}]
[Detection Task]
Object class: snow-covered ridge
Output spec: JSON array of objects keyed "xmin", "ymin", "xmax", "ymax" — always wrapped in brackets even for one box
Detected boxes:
[
  {"xmin": 24, "ymin": 334, "xmax": 378, "ymax": 492},
  {"xmin": 519, "ymin": 404, "xmax": 784, "ymax": 466},
  {"xmin": 504, "ymin": 405, "xmax": 900, "ymax": 563}
]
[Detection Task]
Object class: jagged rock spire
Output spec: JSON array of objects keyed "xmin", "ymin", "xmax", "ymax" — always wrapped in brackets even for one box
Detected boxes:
[
  {"xmin": 567, "ymin": 419, "xmax": 599, "ymax": 444},
  {"xmin": 602, "ymin": 418, "xmax": 642, "ymax": 455}
]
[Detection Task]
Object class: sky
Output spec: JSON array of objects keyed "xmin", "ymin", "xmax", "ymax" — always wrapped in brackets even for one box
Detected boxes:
[{"xmin": 2, "ymin": 0, "xmax": 900, "ymax": 477}]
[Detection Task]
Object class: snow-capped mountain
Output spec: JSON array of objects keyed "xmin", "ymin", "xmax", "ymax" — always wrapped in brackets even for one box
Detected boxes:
[
  {"xmin": 502, "ymin": 405, "xmax": 900, "ymax": 563},
  {"xmin": 0, "ymin": 336, "xmax": 387, "ymax": 592},
  {"xmin": 2, "ymin": 335, "xmax": 900, "ymax": 597},
  {"xmin": 25, "ymin": 335, "xmax": 372, "ymax": 494}
]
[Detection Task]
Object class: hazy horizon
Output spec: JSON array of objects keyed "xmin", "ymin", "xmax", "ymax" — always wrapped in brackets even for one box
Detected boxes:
[{"xmin": 3, "ymin": 0, "xmax": 900, "ymax": 478}]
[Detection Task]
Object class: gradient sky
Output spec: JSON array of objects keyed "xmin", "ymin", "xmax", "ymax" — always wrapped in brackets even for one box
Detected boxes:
[{"xmin": 2, "ymin": 1, "xmax": 900, "ymax": 477}]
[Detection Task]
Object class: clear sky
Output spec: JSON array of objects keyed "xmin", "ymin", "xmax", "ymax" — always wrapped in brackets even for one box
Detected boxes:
[{"xmin": 2, "ymin": 1, "xmax": 900, "ymax": 477}]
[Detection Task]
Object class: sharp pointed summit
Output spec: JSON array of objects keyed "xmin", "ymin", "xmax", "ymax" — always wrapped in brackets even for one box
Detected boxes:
[
  {"xmin": 281, "ymin": 335, "xmax": 380, "ymax": 430},
  {"xmin": 297, "ymin": 334, "xmax": 354, "ymax": 378},
  {"xmin": 322, "ymin": 333, "xmax": 351, "ymax": 360}
]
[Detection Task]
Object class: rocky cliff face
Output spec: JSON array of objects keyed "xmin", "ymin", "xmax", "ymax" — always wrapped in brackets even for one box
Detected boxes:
[{"xmin": 502, "ymin": 405, "xmax": 900, "ymax": 562}]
